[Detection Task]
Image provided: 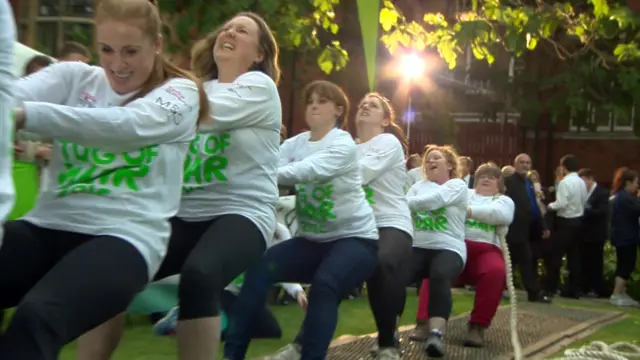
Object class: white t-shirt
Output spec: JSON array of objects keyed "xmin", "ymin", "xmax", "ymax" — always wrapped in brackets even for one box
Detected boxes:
[
  {"xmin": 279, "ymin": 128, "xmax": 378, "ymax": 242},
  {"xmin": 406, "ymin": 167, "xmax": 423, "ymax": 188},
  {"xmin": 0, "ymin": 2, "xmax": 16, "ymax": 245},
  {"xmin": 13, "ymin": 62, "xmax": 198, "ymax": 278},
  {"xmin": 407, "ymin": 178, "xmax": 468, "ymax": 263},
  {"xmin": 357, "ymin": 133, "xmax": 413, "ymax": 237},
  {"xmin": 178, "ymin": 71, "xmax": 281, "ymax": 244},
  {"xmin": 465, "ymin": 190, "xmax": 515, "ymax": 247}
]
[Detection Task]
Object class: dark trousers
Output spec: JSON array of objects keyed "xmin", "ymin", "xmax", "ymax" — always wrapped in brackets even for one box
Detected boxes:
[
  {"xmin": 545, "ymin": 217, "xmax": 582, "ymax": 295},
  {"xmin": 0, "ymin": 220, "xmax": 148, "ymax": 360},
  {"xmin": 508, "ymin": 241, "xmax": 541, "ymax": 296},
  {"xmin": 580, "ymin": 242, "xmax": 605, "ymax": 296},
  {"xmin": 224, "ymin": 237, "xmax": 378, "ymax": 360},
  {"xmin": 221, "ymin": 290, "xmax": 282, "ymax": 340}
]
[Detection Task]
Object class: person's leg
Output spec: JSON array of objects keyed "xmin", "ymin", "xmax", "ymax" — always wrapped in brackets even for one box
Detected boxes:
[
  {"xmin": 221, "ymin": 289, "xmax": 282, "ymax": 340},
  {"xmin": 416, "ymin": 279, "xmax": 430, "ymax": 322},
  {"xmin": 224, "ymin": 237, "xmax": 321, "ymax": 360},
  {"xmin": 297, "ymin": 238, "xmax": 377, "ymax": 360},
  {"xmin": 75, "ymin": 217, "xmax": 195, "ymax": 360},
  {"xmin": 592, "ymin": 242, "xmax": 606, "ymax": 297},
  {"xmin": 177, "ymin": 215, "xmax": 266, "ymax": 360},
  {"xmin": 610, "ymin": 245, "xmax": 639, "ymax": 306},
  {"xmin": 465, "ymin": 243, "xmax": 505, "ymax": 347},
  {"xmin": 546, "ymin": 219, "xmax": 571, "ymax": 295},
  {"xmin": 407, "ymin": 248, "xmax": 431, "ymax": 341},
  {"xmin": 564, "ymin": 222, "xmax": 582, "ymax": 297},
  {"xmin": 366, "ymin": 228, "xmax": 412, "ymax": 350},
  {"xmin": 579, "ymin": 242, "xmax": 594, "ymax": 294},
  {"xmin": 0, "ymin": 236, "xmax": 148, "ymax": 360},
  {"xmin": 423, "ymin": 250, "xmax": 464, "ymax": 358},
  {"xmin": 0, "ymin": 220, "xmax": 58, "ymax": 311}
]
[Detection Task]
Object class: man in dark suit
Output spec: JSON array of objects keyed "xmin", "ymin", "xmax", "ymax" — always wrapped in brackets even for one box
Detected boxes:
[
  {"xmin": 578, "ymin": 168, "xmax": 609, "ymax": 297},
  {"xmin": 504, "ymin": 153, "xmax": 552, "ymax": 303},
  {"xmin": 460, "ymin": 156, "xmax": 474, "ymax": 189}
]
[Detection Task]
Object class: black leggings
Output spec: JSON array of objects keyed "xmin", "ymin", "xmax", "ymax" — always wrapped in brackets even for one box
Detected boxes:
[
  {"xmin": 221, "ymin": 290, "xmax": 281, "ymax": 340},
  {"xmin": 410, "ymin": 248, "xmax": 463, "ymax": 320},
  {"xmin": 0, "ymin": 220, "xmax": 148, "ymax": 360},
  {"xmin": 615, "ymin": 243, "xmax": 640, "ymax": 280},
  {"xmin": 367, "ymin": 227, "xmax": 413, "ymax": 347},
  {"xmin": 154, "ymin": 215, "xmax": 266, "ymax": 320}
]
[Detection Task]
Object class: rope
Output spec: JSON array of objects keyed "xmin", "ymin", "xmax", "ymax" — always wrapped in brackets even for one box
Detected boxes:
[
  {"xmin": 550, "ymin": 341, "xmax": 640, "ymax": 360},
  {"xmin": 498, "ymin": 231, "xmax": 523, "ymax": 360}
]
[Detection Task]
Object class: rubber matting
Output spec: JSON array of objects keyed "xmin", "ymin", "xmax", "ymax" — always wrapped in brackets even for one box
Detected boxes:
[{"xmin": 326, "ymin": 302, "xmax": 624, "ymax": 359}]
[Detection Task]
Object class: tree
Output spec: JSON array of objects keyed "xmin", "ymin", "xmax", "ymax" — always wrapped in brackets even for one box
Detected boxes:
[
  {"xmin": 157, "ymin": 0, "xmax": 348, "ymax": 74},
  {"xmin": 378, "ymin": 0, "xmax": 640, "ymax": 135}
]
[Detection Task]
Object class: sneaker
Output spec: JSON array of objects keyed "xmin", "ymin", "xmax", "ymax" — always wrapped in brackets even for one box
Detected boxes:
[
  {"xmin": 264, "ymin": 343, "xmax": 302, "ymax": 360},
  {"xmin": 153, "ymin": 306, "xmax": 179, "ymax": 336},
  {"xmin": 463, "ymin": 323, "xmax": 485, "ymax": 347},
  {"xmin": 375, "ymin": 347, "xmax": 400, "ymax": 360},
  {"xmin": 409, "ymin": 321, "xmax": 430, "ymax": 341},
  {"xmin": 423, "ymin": 330, "xmax": 445, "ymax": 358},
  {"xmin": 609, "ymin": 293, "xmax": 640, "ymax": 307}
]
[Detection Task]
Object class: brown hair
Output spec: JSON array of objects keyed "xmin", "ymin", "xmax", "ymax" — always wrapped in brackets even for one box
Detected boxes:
[
  {"xmin": 95, "ymin": 0, "xmax": 210, "ymax": 126},
  {"xmin": 423, "ymin": 144, "xmax": 460, "ymax": 180},
  {"xmin": 191, "ymin": 12, "xmax": 281, "ymax": 84},
  {"xmin": 358, "ymin": 93, "xmax": 408, "ymax": 155},
  {"xmin": 302, "ymin": 80, "xmax": 350, "ymax": 129},
  {"xmin": 407, "ymin": 153, "xmax": 421, "ymax": 170},
  {"xmin": 612, "ymin": 167, "xmax": 638, "ymax": 195},
  {"xmin": 475, "ymin": 163, "xmax": 505, "ymax": 194},
  {"xmin": 24, "ymin": 55, "xmax": 54, "ymax": 76},
  {"xmin": 578, "ymin": 168, "xmax": 595, "ymax": 179},
  {"xmin": 58, "ymin": 41, "xmax": 91, "ymax": 60}
]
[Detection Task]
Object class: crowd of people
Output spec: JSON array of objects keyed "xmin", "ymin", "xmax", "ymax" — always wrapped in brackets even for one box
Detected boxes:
[{"xmin": 0, "ymin": 1, "xmax": 638, "ymax": 360}]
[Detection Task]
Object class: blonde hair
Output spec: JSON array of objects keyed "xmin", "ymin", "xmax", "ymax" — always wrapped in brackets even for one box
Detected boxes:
[
  {"xmin": 527, "ymin": 169, "xmax": 540, "ymax": 183},
  {"xmin": 423, "ymin": 144, "xmax": 460, "ymax": 180},
  {"xmin": 191, "ymin": 12, "xmax": 281, "ymax": 84},
  {"xmin": 474, "ymin": 163, "xmax": 506, "ymax": 194},
  {"xmin": 95, "ymin": 0, "xmax": 210, "ymax": 126}
]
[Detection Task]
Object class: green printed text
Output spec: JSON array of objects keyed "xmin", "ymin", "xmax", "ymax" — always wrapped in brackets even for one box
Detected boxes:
[{"xmin": 296, "ymin": 184, "xmax": 336, "ymax": 234}]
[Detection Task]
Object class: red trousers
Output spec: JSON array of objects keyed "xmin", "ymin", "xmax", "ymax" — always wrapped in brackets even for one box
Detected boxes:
[{"xmin": 416, "ymin": 240, "xmax": 505, "ymax": 327}]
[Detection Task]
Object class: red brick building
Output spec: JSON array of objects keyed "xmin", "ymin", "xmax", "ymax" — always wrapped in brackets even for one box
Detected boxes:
[{"xmin": 10, "ymin": 0, "xmax": 639, "ymax": 185}]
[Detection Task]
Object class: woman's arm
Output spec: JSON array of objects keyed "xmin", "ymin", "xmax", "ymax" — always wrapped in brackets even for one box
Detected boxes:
[
  {"xmin": 468, "ymin": 195, "xmax": 515, "ymax": 225},
  {"xmin": 19, "ymin": 78, "xmax": 200, "ymax": 152},
  {"xmin": 359, "ymin": 135, "xmax": 403, "ymax": 185},
  {"xmin": 407, "ymin": 178, "xmax": 468, "ymax": 212}
]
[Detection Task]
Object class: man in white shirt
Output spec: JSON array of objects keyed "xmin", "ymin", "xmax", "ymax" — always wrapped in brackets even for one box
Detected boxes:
[{"xmin": 545, "ymin": 154, "xmax": 588, "ymax": 298}]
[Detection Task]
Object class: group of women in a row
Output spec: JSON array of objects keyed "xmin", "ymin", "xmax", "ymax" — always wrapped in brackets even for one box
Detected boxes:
[{"xmin": 0, "ymin": 1, "xmax": 517, "ymax": 359}]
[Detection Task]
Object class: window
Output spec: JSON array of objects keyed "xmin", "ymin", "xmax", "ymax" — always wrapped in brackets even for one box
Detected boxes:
[
  {"xmin": 16, "ymin": 0, "xmax": 94, "ymax": 58},
  {"xmin": 569, "ymin": 101, "xmax": 635, "ymax": 132}
]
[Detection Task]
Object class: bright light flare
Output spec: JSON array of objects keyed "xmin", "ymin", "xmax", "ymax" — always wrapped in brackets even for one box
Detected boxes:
[{"xmin": 400, "ymin": 53, "xmax": 426, "ymax": 79}]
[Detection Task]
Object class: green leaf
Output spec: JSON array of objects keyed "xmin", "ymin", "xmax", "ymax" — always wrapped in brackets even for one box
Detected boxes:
[
  {"xmin": 379, "ymin": 8, "xmax": 399, "ymax": 31},
  {"xmin": 526, "ymin": 33, "xmax": 538, "ymax": 50},
  {"xmin": 317, "ymin": 48, "xmax": 334, "ymax": 74}
]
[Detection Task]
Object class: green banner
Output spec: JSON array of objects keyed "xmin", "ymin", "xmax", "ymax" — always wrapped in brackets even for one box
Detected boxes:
[{"xmin": 357, "ymin": 0, "xmax": 380, "ymax": 92}]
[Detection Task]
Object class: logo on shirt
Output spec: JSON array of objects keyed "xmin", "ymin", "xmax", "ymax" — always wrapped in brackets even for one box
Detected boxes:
[
  {"xmin": 78, "ymin": 91, "xmax": 97, "ymax": 108},
  {"xmin": 414, "ymin": 208, "xmax": 448, "ymax": 232},
  {"xmin": 182, "ymin": 133, "xmax": 231, "ymax": 193}
]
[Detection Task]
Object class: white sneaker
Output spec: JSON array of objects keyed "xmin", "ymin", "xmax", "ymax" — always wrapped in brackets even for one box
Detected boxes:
[
  {"xmin": 609, "ymin": 293, "xmax": 640, "ymax": 307},
  {"xmin": 376, "ymin": 347, "xmax": 401, "ymax": 360},
  {"xmin": 264, "ymin": 343, "xmax": 302, "ymax": 360}
]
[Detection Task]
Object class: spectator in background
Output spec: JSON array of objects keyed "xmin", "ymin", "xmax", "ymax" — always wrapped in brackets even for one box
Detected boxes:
[
  {"xmin": 501, "ymin": 165, "xmax": 515, "ymax": 177},
  {"xmin": 406, "ymin": 153, "xmax": 423, "ymax": 187},
  {"xmin": 58, "ymin": 41, "xmax": 91, "ymax": 63},
  {"xmin": 504, "ymin": 153, "xmax": 551, "ymax": 303},
  {"xmin": 459, "ymin": 156, "xmax": 474, "ymax": 189},
  {"xmin": 578, "ymin": 168, "xmax": 609, "ymax": 298},
  {"xmin": 546, "ymin": 155, "xmax": 588, "ymax": 299},
  {"xmin": 23, "ymin": 55, "xmax": 53, "ymax": 76},
  {"xmin": 609, "ymin": 167, "xmax": 640, "ymax": 307}
]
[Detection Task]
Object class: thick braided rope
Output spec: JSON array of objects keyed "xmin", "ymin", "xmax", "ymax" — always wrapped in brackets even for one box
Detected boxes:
[
  {"xmin": 498, "ymin": 232, "xmax": 523, "ymax": 360},
  {"xmin": 549, "ymin": 341, "xmax": 640, "ymax": 359}
]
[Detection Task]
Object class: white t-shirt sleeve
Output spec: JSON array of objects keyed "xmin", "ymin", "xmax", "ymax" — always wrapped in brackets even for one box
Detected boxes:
[
  {"xmin": 469, "ymin": 195, "xmax": 515, "ymax": 225},
  {"xmin": 200, "ymin": 71, "xmax": 278, "ymax": 131},
  {"xmin": 407, "ymin": 178, "xmax": 468, "ymax": 212},
  {"xmin": 13, "ymin": 62, "xmax": 77, "ymax": 106},
  {"xmin": 278, "ymin": 137, "xmax": 296, "ymax": 167},
  {"xmin": 22, "ymin": 77, "xmax": 200, "ymax": 152},
  {"xmin": 278, "ymin": 132, "xmax": 356, "ymax": 186},
  {"xmin": 281, "ymin": 283, "xmax": 304, "ymax": 298},
  {"xmin": 360, "ymin": 134, "xmax": 403, "ymax": 185},
  {"xmin": 0, "ymin": 0, "xmax": 16, "ymax": 245}
]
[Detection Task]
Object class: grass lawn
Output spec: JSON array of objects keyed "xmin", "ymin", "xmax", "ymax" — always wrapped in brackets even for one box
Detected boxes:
[{"xmin": 2, "ymin": 291, "xmax": 636, "ymax": 359}]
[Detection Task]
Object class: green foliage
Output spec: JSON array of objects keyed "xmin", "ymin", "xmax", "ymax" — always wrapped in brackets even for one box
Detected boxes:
[
  {"xmin": 377, "ymin": 0, "xmax": 640, "ymax": 133},
  {"xmin": 157, "ymin": 0, "xmax": 348, "ymax": 74}
]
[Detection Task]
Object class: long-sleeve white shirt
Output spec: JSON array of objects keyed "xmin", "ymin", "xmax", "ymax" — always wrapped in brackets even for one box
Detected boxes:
[
  {"xmin": 13, "ymin": 61, "xmax": 198, "ymax": 278},
  {"xmin": 549, "ymin": 172, "xmax": 588, "ymax": 219},
  {"xmin": 406, "ymin": 167, "xmax": 423, "ymax": 189},
  {"xmin": 279, "ymin": 128, "xmax": 378, "ymax": 242},
  {"xmin": 407, "ymin": 178, "xmax": 468, "ymax": 262},
  {"xmin": 0, "ymin": 0, "xmax": 16, "ymax": 245},
  {"xmin": 178, "ymin": 71, "xmax": 280, "ymax": 245},
  {"xmin": 357, "ymin": 134, "xmax": 413, "ymax": 237},
  {"xmin": 466, "ymin": 190, "xmax": 515, "ymax": 247}
]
